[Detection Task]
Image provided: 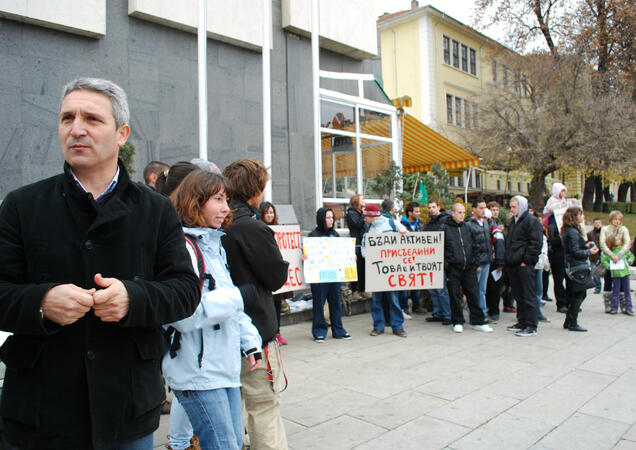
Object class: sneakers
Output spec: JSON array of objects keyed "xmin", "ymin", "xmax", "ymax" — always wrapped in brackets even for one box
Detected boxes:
[
  {"xmin": 472, "ymin": 324, "xmax": 494, "ymax": 333},
  {"xmin": 515, "ymin": 327, "xmax": 537, "ymax": 337},
  {"xmin": 393, "ymin": 329, "xmax": 408, "ymax": 338},
  {"xmin": 625, "ymin": 309, "xmax": 634, "ymax": 316},
  {"xmin": 335, "ymin": 333, "xmax": 353, "ymax": 340},
  {"xmin": 442, "ymin": 319, "xmax": 452, "ymax": 325},
  {"xmin": 426, "ymin": 316, "xmax": 444, "ymax": 322},
  {"xmin": 542, "ymin": 296, "xmax": 553, "ymax": 302},
  {"xmin": 402, "ymin": 310, "xmax": 412, "ymax": 320},
  {"xmin": 507, "ymin": 323, "xmax": 523, "ymax": 332},
  {"xmin": 488, "ymin": 315, "xmax": 500, "ymax": 323},
  {"xmin": 453, "ymin": 324, "xmax": 463, "ymax": 333},
  {"xmin": 369, "ymin": 329, "xmax": 384, "ymax": 336},
  {"xmin": 314, "ymin": 336, "xmax": 325, "ymax": 343},
  {"xmin": 538, "ymin": 316, "xmax": 551, "ymax": 323},
  {"xmin": 413, "ymin": 307, "xmax": 428, "ymax": 314},
  {"xmin": 609, "ymin": 309, "xmax": 618, "ymax": 315},
  {"xmin": 503, "ymin": 306, "xmax": 517, "ymax": 313},
  {"xmin": 276, "ymin": 334, "xmax": 288, "ymax": 346}
]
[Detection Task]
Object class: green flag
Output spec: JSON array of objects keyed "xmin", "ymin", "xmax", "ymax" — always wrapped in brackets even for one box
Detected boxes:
[{"xmin": 417, "ymin": 181, "xmax": 428, "ymax": 203}]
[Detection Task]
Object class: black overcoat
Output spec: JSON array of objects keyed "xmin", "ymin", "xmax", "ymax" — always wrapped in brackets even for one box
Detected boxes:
[{"xmin": 0, "ymin": 162, "xmax": 200, "ymax": 449}]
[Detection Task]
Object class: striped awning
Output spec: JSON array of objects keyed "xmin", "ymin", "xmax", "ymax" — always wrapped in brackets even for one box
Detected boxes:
[{"xmin": 401, "ymin": 114, "xmax": 480, "ymax": 173}]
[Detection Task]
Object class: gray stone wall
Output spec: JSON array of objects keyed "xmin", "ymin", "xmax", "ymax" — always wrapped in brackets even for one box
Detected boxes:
[{"xmin": 0, "ymin": 0, "xmax": 380, "ymax": 229}]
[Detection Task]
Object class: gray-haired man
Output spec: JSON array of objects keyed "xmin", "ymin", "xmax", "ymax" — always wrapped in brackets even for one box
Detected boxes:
[{"xmin": 0, "ymin": 78, "xmax": 200, "ymax": 449}]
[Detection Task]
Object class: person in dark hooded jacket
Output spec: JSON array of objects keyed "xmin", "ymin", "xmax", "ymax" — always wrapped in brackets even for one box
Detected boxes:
[{"xmin": 307, "ymin": 208, "xmax": 352, "ymax": 342}]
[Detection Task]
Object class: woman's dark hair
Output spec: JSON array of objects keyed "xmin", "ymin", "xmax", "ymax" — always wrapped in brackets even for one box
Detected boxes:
[
  {"xmin": 155, "ymin": 162, "xmax": 199, "ymax": 198},
  {"xmin": 258, "ymin": 201, "xmax": 278, "ymax": 225},
  {"xmin": 561, "ymin": 206, "xmax": 583, "ymax": 236},
  {"xmin": 174, "ymin": 171, "xmax": 232, "ymax": 229}
]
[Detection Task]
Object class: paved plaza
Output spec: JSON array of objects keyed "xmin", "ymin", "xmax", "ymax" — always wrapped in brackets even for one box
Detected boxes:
[{"xmin": 155, "ymin": 290, "xmax": 636, "ymax": 449}]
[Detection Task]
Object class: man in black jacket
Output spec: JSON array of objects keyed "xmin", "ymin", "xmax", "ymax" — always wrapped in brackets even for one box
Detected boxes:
[
  {"xmin": 547, "ymin": 214, "xmax": 568, "ymax": 312},
  {"xmin": 0, "ymin": 78, "xmax": 201, "ymax": 449},
  {"xmin": 441, "ymin": 203, "xmax": 493, "ymax": 333},
  {"xmin": 346, "ymin": 194, "xmax": 367, "ymax": 299},
  {"xmin": 504, "ymin": 196, "xmax": 544, "ymax": 336},
  {"xmin": 466, "ymin": 197, "xmax": 493, "ymax": 320},
  {"xmin": 424, "ymin": 200, "xmax": 451, "ymax": 323},
  {"xmin": 222, "ymin": 159, "xmax": 290, "ymax": 450}
]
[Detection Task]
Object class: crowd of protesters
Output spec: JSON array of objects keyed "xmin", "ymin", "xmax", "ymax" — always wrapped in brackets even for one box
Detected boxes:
[{"xmin": 0, "ymin": 76, "xmax": 633, "ymax": 450}]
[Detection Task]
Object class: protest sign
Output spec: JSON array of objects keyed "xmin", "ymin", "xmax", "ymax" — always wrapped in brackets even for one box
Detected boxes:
[
  {"xmin": 364, "ymin": 231, "xmax": 444, "ymax": 292},
  {"xmin": 303, "ymin": 237, "xmax": 357, "ymax": 283},
  {"xmin": 270, "ymin": 225, "xmax": 305, "ymax": 294},
  {"xmin": 552, "ymin": 198, "xmax": 582, "ymax": 230}
]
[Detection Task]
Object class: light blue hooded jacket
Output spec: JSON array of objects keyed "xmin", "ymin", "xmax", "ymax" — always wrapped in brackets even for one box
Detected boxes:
[
  {"xmin": 162, "ymin": 227, "xmax": 262, "ymax": 391},
  {"xmin": 361, "ymin": 215, "xmax": 406, "ymax": 258}
]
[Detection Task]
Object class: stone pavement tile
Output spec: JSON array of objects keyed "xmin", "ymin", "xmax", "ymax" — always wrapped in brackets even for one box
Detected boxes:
[
  {"xmin": 531, "ymin": 413, "xmax": 629, "ymax": 450},
  {"xmin": 348, "ymin": 390, "xmax": 448, "ymax": 430},
  {"xmin": 353, "ymin": 415, "xmax": 470, "ymax": 450},
  {"xmin": 481, "ymin": 372, "xmax": 555, "ymax": 400},
  {"xmin": 283, "ymin": 417, "xmax": 307, "ymax": 437},
  {"xmin": 450, "ymin": 412, "xmax": 553, "ymax": 450},
  {"xmin": 153, "ymin": 414, "xmax": 170, "ymax": 448},
  {"xmin": 579, "ymin": 353, "xmax": 633, "ymax": 377},
  {"xmin": 415, "ymin": 372, "xmax": 496, "ymax": 402},
  {"xmin": 509, "ymin": 369, "xmax": 615, "ymax": 426},
  {"xmin": 614, "ymin": 440, "xmax": 636, "ymax": 450},
  {"xmin": 288, "ymin": 414, "xmax": 385, "ymax": 450},
  {"xmin": 281, "ymin": 371, "xmax": 336, "ymax": 405},
  {"xmin": 281, "ymin": 388, "xmax": 377, "ymax": 427},
  {"xmin": 579, "ymin": 370, "xmax": 636, "ymax": 423},
  {"xmin": 622, "ymin": 423, "xmax": 636, "ymax": 441},
  {"xmin": 426, "ymin": 390, "xmax": 519, "ymax": 428}
]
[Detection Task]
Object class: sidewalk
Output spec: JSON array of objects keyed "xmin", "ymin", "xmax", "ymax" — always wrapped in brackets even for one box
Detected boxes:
[{"xmin": 155, "ymin": 290, "xmax": 636, "ymax": 449}]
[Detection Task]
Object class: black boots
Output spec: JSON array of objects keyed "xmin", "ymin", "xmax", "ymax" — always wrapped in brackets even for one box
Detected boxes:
[{"xmin": 564, "ymin": 296, "xmax": 587, "ymax": 332}]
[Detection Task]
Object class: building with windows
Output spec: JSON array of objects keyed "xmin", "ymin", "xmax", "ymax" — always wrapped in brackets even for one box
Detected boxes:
[{"xmin": 377, "ymin": 2, "xmax": 567, "ymax": 202}]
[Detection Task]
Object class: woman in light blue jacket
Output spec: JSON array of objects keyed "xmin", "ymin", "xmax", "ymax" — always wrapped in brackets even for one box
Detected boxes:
[{"xmin": 163, "ymin": 170, "xmax": 262, "ymax": 450}]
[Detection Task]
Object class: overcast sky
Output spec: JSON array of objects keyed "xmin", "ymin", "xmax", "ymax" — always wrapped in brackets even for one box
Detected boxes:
[{"xmin": 372, "ymin": 0, "xmax": 507, "ymax": 43}]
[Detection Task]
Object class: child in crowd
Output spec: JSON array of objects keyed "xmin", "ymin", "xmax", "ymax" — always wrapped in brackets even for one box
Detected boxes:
[
  {"xmin": 259, "ymin": 201, "xmax": 290, "ymax": 346},
  {"xmin": 601, "ymin": 235, "xmax": 634, "ymax": 315}
]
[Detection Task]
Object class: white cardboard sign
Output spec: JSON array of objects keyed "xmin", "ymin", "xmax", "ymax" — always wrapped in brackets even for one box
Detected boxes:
[
  {"xmin": 270, "ymin": 225, "xmax": 305, "ymax": 294},
  {"xmin": 302, "ymin": 237, "xmax": 357, "ymax": 283}
]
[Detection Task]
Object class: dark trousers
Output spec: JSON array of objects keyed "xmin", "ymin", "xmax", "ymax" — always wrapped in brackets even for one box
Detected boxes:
[
  {"xmin": 486, "ymin": 270, "xmax": 503, "ymax": 317},
  {"xmin": 311, "ymin": 282, "xmax": 348, "ymax": 339},
  {"xmin": 549, "ymin": 252, "xmax": 567, "ymax": 308},
  {"xmin": 446, "ymin": 265, "xmax": 486, "ymax": 326},
  {"xmin": 501, "ymin": 268, "xmax": 515, "ymax": 308},
  {"xmin": 542, "ymin": 270, "xmax": 550, "ymax": 298},
  {"xmin": 565, "ymin": 277, "xmax": 587, "ymax": 327},
  {"xmin": 508, "ymin": 265, "xmax": 538, "ymax": 329},
  {"xmin": 353, "ymin": 248, "xmax": 365, "ymax": 293}
]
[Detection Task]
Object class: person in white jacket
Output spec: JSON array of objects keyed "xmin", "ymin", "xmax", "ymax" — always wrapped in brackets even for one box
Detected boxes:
[{"xmin": 163, "ymin": 170, "xmax": 262, "ymax": 450}]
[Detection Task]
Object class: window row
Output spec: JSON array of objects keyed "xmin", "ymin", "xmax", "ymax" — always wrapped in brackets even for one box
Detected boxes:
[
  {"xmin": 443, "ymin": 36, "xmax": 477, "ymax": 76},
  {"xmin": 446, "ymin": 94, "xmax": 479, "ymax": 129},
  {"xmin": 495, "ymin": 179, "xmax": 530, "ymax": 193},
  {"xmin": 491, "ymin": 60, "xmax": 529, "ymax": 97}
]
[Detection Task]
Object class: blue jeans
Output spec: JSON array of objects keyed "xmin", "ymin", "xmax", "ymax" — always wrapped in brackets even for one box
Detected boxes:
[
  {"xmin": 470, "ymin": 264, "xmax": 489, "ymax": 318},
  {"xmin": 397, "ymin": 290, "xmax": 421, "ymax": 310},
  {"xmin": 108, "ymin": 433, "xmax": 153, "ymax": 450},
  {"xmin": 169, "ymin": 396, "xmax": 194, "ymax": 450},
  {"xmin": 371, "ymin": 291, "xmax": 404, "ymax": 331},
  {"xmin": 593, "ymin": 276, "xmax": 602, "ymax": 292},
  {"xmin": 311, "ymin": 282, "xmax": 348, "ymax": 338},
  {"xmin": 429, "ymin": 279, "xmax": 451, "ymax": 320},
  {"xmin": 174, "ymin": 387, "xmax": 242, "ymax": 450}
]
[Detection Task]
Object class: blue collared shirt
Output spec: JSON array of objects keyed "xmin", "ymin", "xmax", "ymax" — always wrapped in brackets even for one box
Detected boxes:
[{"xmin": 70, "ymin": 167, "xmax": 120, "ymax": 204}]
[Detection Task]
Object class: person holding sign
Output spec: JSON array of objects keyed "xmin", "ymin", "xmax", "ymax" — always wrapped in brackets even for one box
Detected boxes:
[
  {"xmin": 306, "ymin": 208, "xmax": 352, "ymax": 342},
  {"xmin": 441, "ymin": 203, "xmax": 494, "ymax": 334},
  {"xmin": 361, "ymin": 204, "xmax": 409, "ymax": 338}
]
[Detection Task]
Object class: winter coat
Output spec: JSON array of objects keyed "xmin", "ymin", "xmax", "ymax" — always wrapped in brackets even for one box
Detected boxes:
[
  {"xmin": 440, "ymin": 219, "xmax": 477, "ymax": 270},
  {"xmin": 586, "ymin": 227, "xmax": 601, "ymax": 263},
  {"xmin": 466, "ymin": 217, "xmax": 494, "ymax": 266},
  {"xmin": 345, "ymin": 206, "xmax": 365, "ymax": 248},
  {"xmin": 221, "ymin": 201, "xmax": 289, "ymax": 344},
  {"xmin": 0, "ymin": 162, "xmax": 200, "ymax": 449},
  {"xmin": 547, "ymin": 214, "xmax": 564, "ymax": 257},
  {"xmin": 162, "ymin": 227, "xmax": 261, "ymax": 392},
  {"xmin": 599, "ymin": 224, "xmax": 631, "ymax": 259},
  {"xmin": 309, "ymin": 207, "xmax": 340, "ymax": 238},
  {"xmin": 504, "ymin": 211, "xmax": 544, "ymax": 267},
  {"xmin": 601, "ymin": 248, "xmax": 635, "ymax": 278},
  {"xmin": 490, "ymin": 222, "xmax": 506, "ymax": 269},
  {"xmin": 425, "ymin": 210, "xmax": 449, "ymax": 232},
  {"xmin": 360, "ymin": 215, "xmax": 405, "ymax": 258},
  {"xmin": 400, "ymin": 216, "xmax": 424, "ymax": 232},
  {"xmin": 562, "ymin": 225, "xmax": 592, "ymax": 268}
]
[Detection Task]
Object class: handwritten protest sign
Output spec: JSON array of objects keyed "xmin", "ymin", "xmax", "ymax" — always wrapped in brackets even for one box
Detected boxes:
[
  {"xmin": 270, "ymin": 225, "xmax": 305, "ymax": 294},
  {"xmin": 364, "ymin": 232, "xmax": 444, "ymax": 292},
  {"xmin": 303, "ymin": 237, "xmax": 357, "ymax": 283},
  {"xmin": 552, "ymin": 199, "xmax": 582, "ymax": 230}
]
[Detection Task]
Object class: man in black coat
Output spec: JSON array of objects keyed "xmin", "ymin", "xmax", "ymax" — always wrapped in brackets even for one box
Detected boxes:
[
  {"xmin": 424, "ymin": 200, "xmax": 451, "ymax": 323},
  {"xmin": 504, "ymin": 196, "xmax": 544, "ymax": 336},
  {"xmin": 441, "ymin": 203, "xmax": 493, "ymax": 333},
  {"xmin": 346, "ymin": 194, "xmax": 366, "ymax": 298},
  {"xmin": 0, "ymin": 78, "xmax": 201, "ymax": 449},
  {"xmin": 221, "ymin": 159, "xmax": 290, "ymax": 450}
]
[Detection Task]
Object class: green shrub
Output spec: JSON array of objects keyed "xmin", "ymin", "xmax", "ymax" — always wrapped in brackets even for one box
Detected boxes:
[{"xmin": 603, "ymin": 202, "xmax": 632, "ymax": 214}]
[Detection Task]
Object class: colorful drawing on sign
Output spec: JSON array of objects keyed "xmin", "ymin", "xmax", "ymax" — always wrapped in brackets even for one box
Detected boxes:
[
  {"xmin": 270, "ymin": 225, "xmax": 305, "ymax": 294},
  {"xmin": 364, "ymin": 231, "xmax": 444, "ymax": 292},
  {"xmin": 303, "ymin": 237, "xmax": 357, "ymax": 283}
]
